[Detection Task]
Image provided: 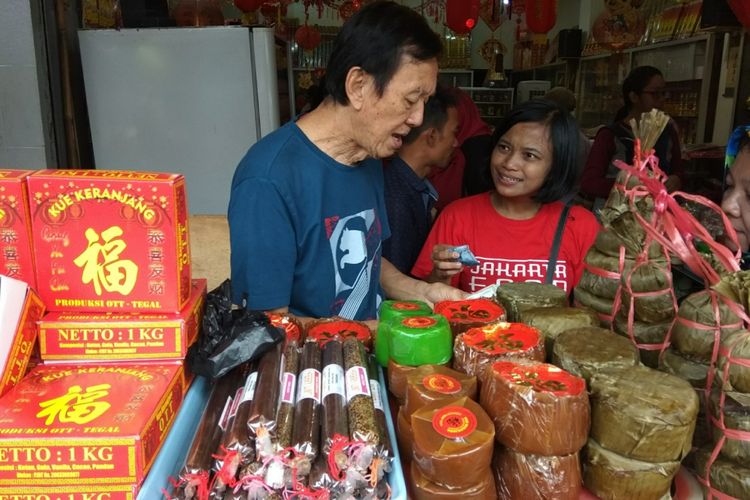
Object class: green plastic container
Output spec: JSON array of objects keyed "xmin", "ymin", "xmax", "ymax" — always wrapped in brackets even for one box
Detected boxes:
[
  {"xmin": 376, "ymin": 300, "xmax": 432, "ymax": 366},
  {"xmin": 389, "ymin": 314, "xmax": 452, "ymax": 367}
]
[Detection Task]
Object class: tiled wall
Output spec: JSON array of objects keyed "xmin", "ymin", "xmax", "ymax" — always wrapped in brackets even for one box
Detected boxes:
[{"xmin": 0, "ymin": 1, "xmax": 48, "ymax": 169}]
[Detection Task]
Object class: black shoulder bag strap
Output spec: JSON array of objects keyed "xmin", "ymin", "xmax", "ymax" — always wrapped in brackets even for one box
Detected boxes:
[{"xmin": 545, "ymin": 197, "xmax": 573, "ymax": 285}]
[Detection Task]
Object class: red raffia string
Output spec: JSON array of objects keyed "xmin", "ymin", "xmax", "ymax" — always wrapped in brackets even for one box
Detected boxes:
[
  {"xmin": 209, "ymin": 446, "xmax": 241, "ymax": 491},
  {"xmin": 181, "ymin": 471, "xmax": 211, "ymax": 500},
  {"xmin": 327, "ymin": 433, "xmax": 351, "ymax": 480}
]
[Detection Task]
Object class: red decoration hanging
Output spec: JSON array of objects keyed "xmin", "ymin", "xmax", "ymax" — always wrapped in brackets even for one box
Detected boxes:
[
  {"xmin": 445, "ymin": 0, "xmax": 480, "ymax": 35},
  {"xmin": 524, "ymin": 0, "xmax": 556, "ymax": 34},
  {"xmin": 728, "ymin": 0, "xmax": 750, "ymax": 30},
  {"xmin": 234, "ymin": 0, "xmax": 265, "ymax": 13},
  {"xmin": 295, "ymin": 24, "xmax": 322, "ymax": 51}
]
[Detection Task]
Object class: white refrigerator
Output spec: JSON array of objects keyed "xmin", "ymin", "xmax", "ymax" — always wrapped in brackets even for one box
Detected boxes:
[{"xmin": 79, "ymin": 26, "xmax": 279, "ymax": 214}]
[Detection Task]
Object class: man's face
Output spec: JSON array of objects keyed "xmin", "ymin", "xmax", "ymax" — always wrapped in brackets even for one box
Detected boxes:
[
  {"xmin": 430, "ymin": 106, "xmax": 460, "ymax": 171},
  {"xmin": 357, "ymin": 56, "xmax": 438, "ymax": 159},
  {"xmin": 722, "ymin": 148, "xmax": 750, "ymax": 252}
]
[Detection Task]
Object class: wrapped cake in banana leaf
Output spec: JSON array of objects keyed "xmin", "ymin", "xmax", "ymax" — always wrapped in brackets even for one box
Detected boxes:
[
  {"xmin": 717, "ymin": 329, "xmax": 750, "ymax": 393},
  {"xmin": 593, "ymin": 227, "xmax": 663, "ymax": 260},
  {"xmin": 709, "ymin": 389, "xmax": 750, "ymax": 464},
  {"xmin": 411, "ymin": 397, "xmax": 494, "ymax": 489},
  {"xmin": 619, "ymin": 262, "xmax": 676, "ymax": 323},
  {"xmin": 572, "ymin": 286, "xmax": 615, "ymax": 321},
  {"xmin": 518, "ymin": 306, "xmax": 600, "ymax": 359},
  {"xmin": 658, "ymin": 348, "xmax": 710, "ymax": 389},
  {"xmin": 495, "ymin": 283, "xmax": 567, "ymax": 322},
  {"xmin": 584, "ymin": 438, "xmax": 679, "ymax": 500},
  {"xmin": 411, "ymin": 462, "xmax": 496, "ymax": 500},
  {"xmin": 671, "ymin": 290, "xmax": 742, "ymax": 362},
  {"xmin": 589, "ymin": 365, "xmax": 698, "ymax": 462},
  {"xmin": 453, "ymin": 322, "xmax": 545, "ymax": 379},
  {"xmin": 612, "ymin": 311, "xmax": 671, "ymax": 368},
  {"xmin": 433, "ymin": 298, "xmax": 505, "ymax": 336},
  {"xmin": 693, "ymin": 446, "xmax": 750, "ymax": 500},
  {"xmin": 493, "ymin": 446, "xmax": 582, "ymax": 500},
  {"xmin": 577, "ymin": 247, "xmax": 632, "ymax": 299},
  {"xmin": 552, "ymin": 327, "xmax": 639, "ymax": 384},
  {"xmin": 480, "ymin": 360, "xmax": 589, "ymax": 456},
  {"xmin": 404, "ymin": 365, "xmax": 477, "ymax": 419}
]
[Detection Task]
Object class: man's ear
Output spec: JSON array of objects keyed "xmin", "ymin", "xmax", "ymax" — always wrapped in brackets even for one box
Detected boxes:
[
  {"xmin": 628, "ymin": 90, "xmax": 639, "ymax": 106},
  {"xmin": 424, "ymin": 127, "xmax": 439, "ymax": 147},
  {"xmin": 345, "ymin": 67, "xmax": 369, "ymax": 111}
]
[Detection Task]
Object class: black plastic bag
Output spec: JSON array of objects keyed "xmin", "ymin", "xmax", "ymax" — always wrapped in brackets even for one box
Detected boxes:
[{"xmin": 187, "ymin": 280, "xmax": 284, "ymax": 380}]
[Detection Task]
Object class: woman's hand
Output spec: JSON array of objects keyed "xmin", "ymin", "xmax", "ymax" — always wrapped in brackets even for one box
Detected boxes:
[{"xmin": 428, "ymin": 244, "xmax": 464, "ymax": 284}]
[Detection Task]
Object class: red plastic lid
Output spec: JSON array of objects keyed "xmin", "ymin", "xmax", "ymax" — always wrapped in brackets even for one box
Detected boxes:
[
  {"xmin": 422, "ymin": 374, "xmax": 463, "ymax": 395},
  {"xmin": 462, "ymin": 322, "xmax": 541, "ymax": 355},
  {"xmin": 401, "ymin": 316, "xmax": 438, "ymax": 329},
  {"xmin": 492, "ymin": 361, "xmax": 585, "ymax": 396},
  {"xmin": 432, "ymin": 405, "xmax": 477, "ymax": 439},
  {"xmin": 265, "ymin": 312, "xmax": 301, "ymax": 343},
  {"xmin": 434, "ymin": 299, "xmax": 505, "ymax": 324},
  {"xmin": 307, "ymin": 320, "xmax": 371, "ymax": 346}
]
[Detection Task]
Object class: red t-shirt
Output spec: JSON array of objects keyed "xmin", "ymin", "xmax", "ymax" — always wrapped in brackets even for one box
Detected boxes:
[{"xmin": 411, "ymin": 193, "xmax": 601, "ymax": 294}]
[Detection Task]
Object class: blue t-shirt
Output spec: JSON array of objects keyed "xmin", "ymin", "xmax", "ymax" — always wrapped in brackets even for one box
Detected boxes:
[{"xmin": 228, "ymin": 121, "xmax": 390, "ymax": 320}]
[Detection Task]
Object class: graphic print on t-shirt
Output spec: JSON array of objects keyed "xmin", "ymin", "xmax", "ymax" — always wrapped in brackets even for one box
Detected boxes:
[
  {"xmin": 464, "ymin": 256, "xmax": 569, "ymax": 292},
  {"xmin": 325, "ymin": 209, "xmax": 381, "ymax": 318}
]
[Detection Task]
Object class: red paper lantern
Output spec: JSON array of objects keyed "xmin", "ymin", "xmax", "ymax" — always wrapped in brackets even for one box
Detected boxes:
[
  {"xmin": 445, "ymin": 0, "xmax": 480, "ymax": 35},
  {"xmin": 728, "ymin": 0, "xmax": 750, "ymax": 30},
  {"xmin": 525, "ymin": 0, "xmax": 556, "ymax": 34},
  {"xmin": 295, "ymin": 24, "xmax": 322, "ymax": 51},
  {"xmin": 235, "ymin": 0, "xmax": 265, "ymax": 13}
]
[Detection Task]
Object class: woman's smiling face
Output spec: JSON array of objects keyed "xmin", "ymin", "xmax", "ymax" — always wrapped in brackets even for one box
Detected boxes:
[
  {"xmin": 722, "ymin": 147, "xmax": 750, "ymax": 252},
  {"xmin": 490, "ymin": 121, "xmax": 553, "ymax": 200}
]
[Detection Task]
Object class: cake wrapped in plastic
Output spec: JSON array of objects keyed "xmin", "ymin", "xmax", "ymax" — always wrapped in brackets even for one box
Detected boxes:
[
  {"xmin": 387, "ymin": 358, "xmax": 417, "ymax": 403},
  {"xmin": 518, "ymin": 306, "xmax": 600, "ymax": 358},
  {"xmin": 376, "ymin": 300, "xmax": 432, "ymax": 366},
  {"xmin": 612, "ymin": 311, "xmax": 671, "ymax": 368},
  {"xmin": 453, "ymin": 322, "xmax": 545, "ymax": 379},
  {"xmin": 493, "ymin": 446, "xmax": 582, "ymax": 500},
  {"xmin": 589, "ymin": 365, "xmax": 698, "ymax": 462},
  {"xmin": 693, "ymin": 446, "xmax": 750, "ymax": 500},
  {"xmin": 717, "ymin": 329, "xmax": 750, "ymax": 393},
  {"xmin": 551, "ymin": 327, "xmax": 638, "ymax": 384},
  {"xmin": 397, "ymin": 407, "xmax": 414, "ymax": 464},
  {"xmin": 670, "ymin": 290, "xmax": 742, "ymax": 362},
  {"xmin": 480, "ymin": 360, "xmax": 589, "ymax": 456},
  {"xmin": 389, "ymin": 314, "xmax": 452, "ymax": 366},
  {"xmin": 658, "ymin": 348, "xmax": 710, "ymax": 389},
  {"xmin": 709, "ymin": 389, "xmax": 750, "ymax": 464},
  {"xmin": 495, "ymin": 282, "xmax": 567, "ymax": 322},
  {"xmin": 433, "ymin": 298, "xmax": 505, "ymax": 336},
  {"xmin": 411, "ymin": 461, "xmax": 496, "ymax": 500},
  {"xmin": 411, "ymin": 396, "xmax": 494, "ymax": 489},
  {"xmin": 403, "ymin": 365, "xmax": 478, "ymax": 419},
  {"xmin": 584, "ymin": 438, "xmax": 680, "ymax": 500},
  {"xmin": 305, "ymin": 317, "xmax": 373, "ymax": 351},
  {"xmin": 265, "ymin": 312, "xmax": 303, "ymax": 344}
]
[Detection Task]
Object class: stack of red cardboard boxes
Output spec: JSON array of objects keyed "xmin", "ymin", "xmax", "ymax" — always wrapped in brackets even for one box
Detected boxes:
[{"xmin": 0, "ymin": 170, "xmax": 206, "ymax": 498}]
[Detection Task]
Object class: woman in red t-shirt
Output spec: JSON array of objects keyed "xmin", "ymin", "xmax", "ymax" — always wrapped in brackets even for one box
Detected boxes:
[{"xmin": 411, "ymin": 99, "xmax": 600, "ymax": 294}]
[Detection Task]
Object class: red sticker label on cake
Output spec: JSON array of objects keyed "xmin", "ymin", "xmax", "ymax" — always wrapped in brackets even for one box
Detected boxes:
[
  {"xmin": 493, "ymin": 361, "xmax": 585, "ymax": 396},
  {"xmin": 434, "ymin": 299, "xmax": 505, "ymax": 323},
  {"xmin": 432, "ymin": 406, "xmax": 477, "ymax": 439},
  {"xmin": 307, "ymin": 320, "xmax": 371, "ymax": 346},
  {"xmin": 402, "ymin": 316, "xmax": 437, "ymax": 328},
  {"xmin": 423, "ymin": 374, "xmax": 462, "ymax": 394},
  {"xmin": 462, "ymin": 322, "xmax": 540, "ymax": 355},
  {"xmin": 392, "ymin": 302, "xmax": 422, "ymax": 311}
]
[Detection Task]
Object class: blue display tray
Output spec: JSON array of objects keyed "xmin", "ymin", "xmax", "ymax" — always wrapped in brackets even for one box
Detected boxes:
[{"xmin": 137, "ymin": 367, "xmax": 406, "ymax": 499}]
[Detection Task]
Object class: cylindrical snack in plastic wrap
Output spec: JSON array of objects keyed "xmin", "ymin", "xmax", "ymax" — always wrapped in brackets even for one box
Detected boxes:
[
  {"xmin": 589, "ymin": 365, "xmax": 698, "ymax": 462},
  {"xmin": 366, "ymin": 354, "xmax": 391, "ymax": 454},
  {"xmin": 552, "ymin": 327, "xmax": 638, "ymax": 384},
  {"xmin": 389, "ymin": 314, "xmax": 452, "ymax": 366},
  {"xmin": 612, "ymin": 310, "xmax": 672, "ymax": 368},
  {"xmin": 248, "ymin": 342, "xmax": 284, "ymax": 460},
  {"xmin": 306, "ymin": 317, "xmax": 373, "ymax": 351},
  {"xmin": 292, "ymin": 340, "xmax": 322, "ymax": 463},
  {"xmin": 397, "ymin": 407, "xmax": 414, "ymax": 464},
  {"xmin": 584, "ymin": 438, "xmax": 679, "ymax": 500},
  {"xmin": 518, "ymin": 306, "xmax": 600, "ymax": 360},
  {"xmin": 493, "ymin": 446, "xmax": 582, "ymax": 500},
  {"xmin": 619, "ymin": 261, "xmax": 676, "ymax": 323},
  {"xmin": 480, "ymin": 360, "xmax": 589, "ymax": 456},
  {"xmin": 276, "ymin": 342, "xmax": 299, "ymax": 449},
  {"xmin": 411, "ymin": 461, "xmax": 496, "ymax": 500},
  {"xmin": 433, "ymin": 298, "xmax": 505, "ymax": 336},
  {"xmin": 453, "ymin": 322, "xmax": 544, "ymax": 379},
  {"xmin": 343, "ymin": 338, "xmax": 380, "ymax": 445},
  {"xmin": 403, "ymin": 364, "xmax": 477, "ymax": 419},
  {"xmin": 387, "ymin": 358, "xmax": 416, "ymax": 403},
  {"xmin": 671, "ymin": 290, "xmax": 743, "ymax": 362},
  {"xmin": 411, "ymin": 396, "xmax": 494, "ymax": 489},
  {"xmin": 658, "ymin": 347, "xmax": 709, "ymax": 389},
  {"xmin": 717, "ymin": 329, "xmax": 750, "ymax": 393},
  {"xmin": 693, "ymin": 446, "xmax": 750, "ymax": 500},
  {"xmin": 321, "ymin": 339, "xmax": 348, "ymax": 459},
  {"xmin": 376, "ymin": 300, "xmax": 432, "ymax": 366},
  {"xmin": 265, "ymin": 312, "xmax": 303, "ymax": 345},
  {"xmin": 709, "ymin": 388, "xmax": 750, "ymax": 464},
  {"xmin": 495, "ymin": 282, "xmax": 567, "ymax": 322}
]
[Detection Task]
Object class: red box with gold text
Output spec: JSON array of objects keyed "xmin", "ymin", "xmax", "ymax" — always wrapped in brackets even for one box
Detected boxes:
[
  {"xmin": 0, "ymin": 484, "xmax": 136, "ymax": 499},
  {"xmin": 27, "ymin": 170, "xmax": 191, "ymax": 313},
  {"xmin": 0, "ymin": 363, "xmax": 185, "ymax": 487},
  {"xmin": 38, "ymin": 279, "xmax": 206, "ymax": 362},
  {"xmin": 0, "ymin": 170, "xmax": 37, "ymax": 289}
]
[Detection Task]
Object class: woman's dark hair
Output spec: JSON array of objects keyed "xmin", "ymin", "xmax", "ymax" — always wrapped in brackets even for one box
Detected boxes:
[
  {"xmin": 324, "ymin": 1, "xmax": 442, "ymax": 105},
  {"xmin": 614, "ymin": 65, "xmax": 663, "ymax": 122},
  {"xmin": 491, "ymin": 99, "xmax": 580, "ymax": 203}
]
